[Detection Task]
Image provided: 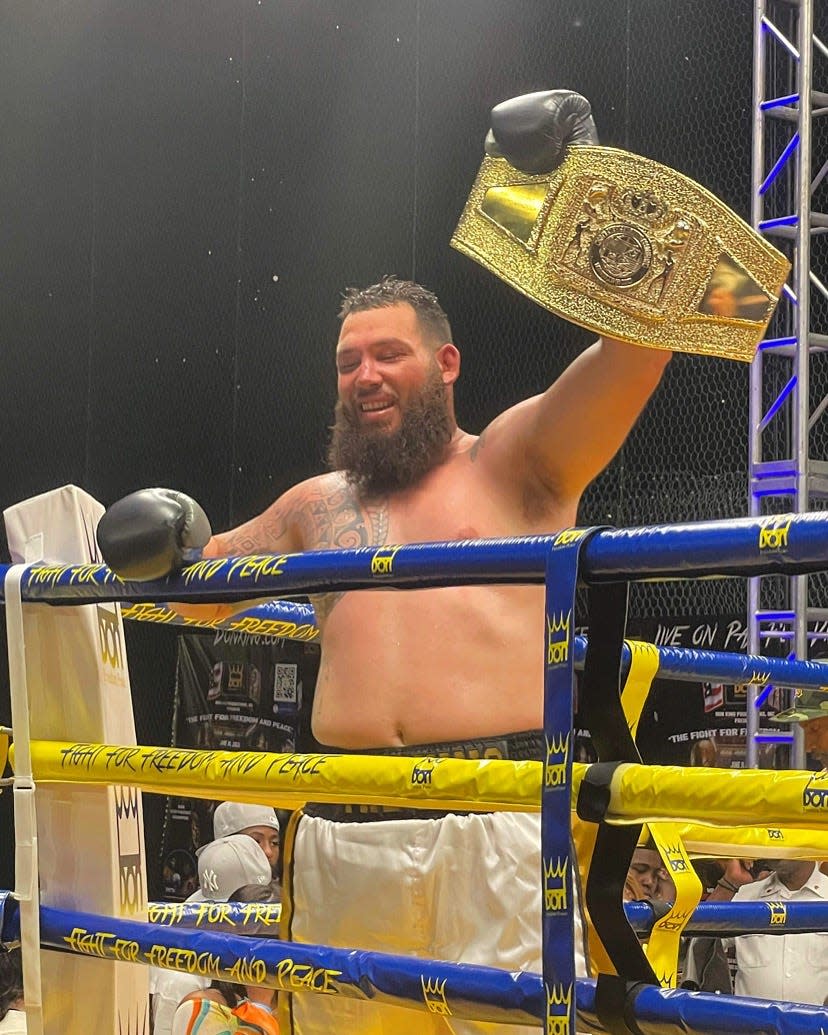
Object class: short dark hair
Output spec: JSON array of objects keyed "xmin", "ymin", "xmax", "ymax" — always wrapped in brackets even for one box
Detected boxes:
[{"xmin": 339, "ymin": 276, "xmax": 452, "ymax": 348}]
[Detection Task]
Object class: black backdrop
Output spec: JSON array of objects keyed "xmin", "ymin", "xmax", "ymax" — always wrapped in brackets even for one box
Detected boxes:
[{"xmin": 0, "ymin": 1, "xmax": 800, "ymax": 892}]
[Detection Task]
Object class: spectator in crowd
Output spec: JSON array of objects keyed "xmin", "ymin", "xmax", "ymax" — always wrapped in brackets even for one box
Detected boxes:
[
  {"xmin": 623, "ymin": 867, "xmax": 647, "ymax": 904},
  {"xmin": 691, "ymin": 858, "xmax": 727, "ymax": 900},
  {"xmin": 772, "ymin": 688, "xmax": 828, "ymax": 765},
  {"xmin": 698, "ymin": 858, "xmax": 762, "ymax": 902},
  {"xmin": 775, "ymin": 695, "xmax": 828, "ymax": 879},
  {"xmin": 728, "ymin": 859, "xmax": 828, "ymax": 1005},
  {"xmin": 624, "ymin": 845, "xmax": 676, "ymax": 905},
  {"xmin": 0, "ymin": 942, "xmax": 24, "ymax": 1034},
  {"xmin": 686, "ymin": 858, "xmax": 828, "ymax": 1004},
  {"xmin": 208, "ymin": 803, "xmax": 281, "ymax": 879},
  {"xmin": 682, "ymin": 858, "xmax": 758, "ymax": 993},
  {"xmin": 152, "ymin": 835, "xmax": 271, "ymax": 1035},
  {"xmin": 689, "ymin": 737, "xmax": 718, "ymax": 768},
  {"xmin": 803, "ymin": 713, "xmax": 828, "ymax": 766}
]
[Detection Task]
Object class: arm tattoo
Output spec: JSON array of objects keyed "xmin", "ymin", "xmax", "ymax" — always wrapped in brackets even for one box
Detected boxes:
[{"xmin": 217, "ymin": 507, "xmax": 292, "ymax": 556}]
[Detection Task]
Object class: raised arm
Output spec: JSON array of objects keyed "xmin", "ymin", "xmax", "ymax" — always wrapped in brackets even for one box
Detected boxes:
[
  {"xmin": 525, "ymin": 335, "xmax": 669, "ymax": 500},
  {"xmin": 458, "ymin": 87, "xmax": 780, "ymax": 511},
  {"xmin": 477, "ymin": 336, "xmax": 669, "ymax": 510},
  {"xmin": 459, "ymin": 92, "xmax": 669, "ymax": 505}
]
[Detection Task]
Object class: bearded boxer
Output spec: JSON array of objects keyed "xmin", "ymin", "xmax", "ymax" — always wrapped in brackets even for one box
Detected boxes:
[{"xmin": 98, "ymin": 91, "xmax": 786, "ymax": 1034}]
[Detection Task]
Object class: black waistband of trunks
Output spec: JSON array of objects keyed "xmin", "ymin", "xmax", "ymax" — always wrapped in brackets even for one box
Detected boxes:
[{"xmin": 304, "ymin": 729, "xmax": 544, "ymax": 823}]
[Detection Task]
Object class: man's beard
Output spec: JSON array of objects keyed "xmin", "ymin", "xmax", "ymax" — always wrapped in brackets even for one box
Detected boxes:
[{"xmin": 328, "ymin": 367, "xmax": 453, "ymax": 496}]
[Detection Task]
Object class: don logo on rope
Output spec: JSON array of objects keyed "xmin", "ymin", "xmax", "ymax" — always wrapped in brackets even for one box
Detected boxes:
[
  {"xmin": 767, "ymin": 901, "xmax": 787, "ymax": 926},
  {"xmin": 544, "ymin": 733, "xmax": 570, "ymax": 788},
  {"xmin": 546, "ymin": 609, "xmax": 572, "ymax": 666},
  {"xmin": 758, "ymin": 515, "xmax": 792, "ymax": 553},
  {"xmin": 803, "ymin": 769, "xmax": 828, "ymax": 810},
  {"xmin": 543, "ymin": 856, "xmax": 569, "ymax": 913},
  {"xmin": 411, "ymin": 758, "xmax": 439, "ymax": 785},
  {"xmin": 370, "ymin": 546, "xmax": 401, "ymax": 576},
  {"xmin": 545, "ymin": 983, "xmax": 572, "ymax": 1035},
  {"xmin": 421, "ymin": 976, "xmax": 451, "ymax": 1016}
]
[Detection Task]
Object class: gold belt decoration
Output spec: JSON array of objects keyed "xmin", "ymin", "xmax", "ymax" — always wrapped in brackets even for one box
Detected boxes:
[{"xmin": 451, "ymin": 147, "xmax": 790, "ymax": 361}]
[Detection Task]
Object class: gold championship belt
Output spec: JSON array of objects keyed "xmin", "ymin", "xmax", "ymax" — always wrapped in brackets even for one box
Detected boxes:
[{"xmin": 451, "ymin": 146, "xmax": 790, "ymax": 361}]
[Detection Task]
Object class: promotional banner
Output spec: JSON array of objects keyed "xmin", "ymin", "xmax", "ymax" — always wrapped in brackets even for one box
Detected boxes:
[
  {"xmin": 574, "ymin": 614, "xmax": 827, "ymax": 770},
  {"xmin": 159, "ymin": 631, "xmax": 320, "ymax": 899}
]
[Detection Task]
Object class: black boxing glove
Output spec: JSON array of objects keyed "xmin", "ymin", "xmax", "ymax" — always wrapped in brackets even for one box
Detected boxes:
[
  {"xmin": 96, "ymin": 487, "xmax": 212, "ymax": 581},
  {"xmin": 484, "ymin": 89, "xmax": 598, "ymax": 175}
]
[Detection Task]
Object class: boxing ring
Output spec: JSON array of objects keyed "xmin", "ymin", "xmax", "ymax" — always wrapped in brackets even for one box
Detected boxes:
[{"xmin": 3, "ymin": 489, "xmax": 828, "ymax": 1034}]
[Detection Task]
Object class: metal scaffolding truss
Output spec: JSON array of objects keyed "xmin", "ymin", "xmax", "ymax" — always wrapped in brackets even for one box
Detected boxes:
[{"xmin": 749, "ymin": 0, "xmax": 828, "ymax": 767}]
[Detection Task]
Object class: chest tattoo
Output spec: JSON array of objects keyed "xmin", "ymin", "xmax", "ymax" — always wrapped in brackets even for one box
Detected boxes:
[
  {"xmin": 303, "ymin": 483, "xmax": 389, "ymax": 623},
  {"xmin": 303, "ymin": 484, "xmax": 388, "ymax": 550}
]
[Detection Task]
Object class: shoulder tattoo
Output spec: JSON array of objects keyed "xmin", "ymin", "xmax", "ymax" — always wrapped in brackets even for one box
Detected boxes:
[
  {"xmin": 218, "ymin": 482, "xmax": 389, "ymax": 555},
  {"xmin": 218, "ymin": 481, "xmax": 389, "ymax": 624}
]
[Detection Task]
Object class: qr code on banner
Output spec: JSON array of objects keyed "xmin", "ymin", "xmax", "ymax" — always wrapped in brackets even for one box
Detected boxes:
[{"xmin": 273, "ymin": 663, "xmax": 298, "ymax": 705}]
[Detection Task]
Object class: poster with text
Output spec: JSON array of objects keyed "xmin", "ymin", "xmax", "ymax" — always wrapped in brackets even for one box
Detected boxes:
[{"xmin": 159, "ymin": 630, "xmax": 321, "ymax": 900}]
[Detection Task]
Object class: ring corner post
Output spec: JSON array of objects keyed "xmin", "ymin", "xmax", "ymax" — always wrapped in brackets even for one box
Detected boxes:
[{"xmin": 3, "ymin": 486, "xmax": 149, "ymax": 1035}]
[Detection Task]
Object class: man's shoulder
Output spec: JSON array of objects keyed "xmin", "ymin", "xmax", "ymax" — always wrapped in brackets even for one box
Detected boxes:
[
  {"xmin": 289, "ymin": 470, "xmax": 347, "ymax": 498},
  {"xmin": 274, "ymin": 471, "xmax": 349, "ymax": 516},
  {"xmin": 281, "ymin": 471, "xmax": 389, "ymax": 552},
  {"xmin": 732, "ymin": 876, "xmax": 775, "ymax": 901}
]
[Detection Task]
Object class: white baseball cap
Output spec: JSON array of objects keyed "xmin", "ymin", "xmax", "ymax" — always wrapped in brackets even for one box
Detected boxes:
[
  {"xmin": 212, "ymin": 802, "xmax": 281, "ymax": 840},
  {"xmin": 197, "ymin": 834, "xmax": 271, "ymax": 901}
]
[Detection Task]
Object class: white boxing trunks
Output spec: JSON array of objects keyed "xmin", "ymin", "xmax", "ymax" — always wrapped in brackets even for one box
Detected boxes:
[{"xmin": 280, "ymin": 731, "xmax": 588, "ymax": 1035}]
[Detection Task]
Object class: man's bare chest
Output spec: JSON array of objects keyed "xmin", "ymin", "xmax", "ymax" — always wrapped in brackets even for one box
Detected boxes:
[{"xmin": 299, "ymin": 471, "xmax": 510, "ymax": 553}]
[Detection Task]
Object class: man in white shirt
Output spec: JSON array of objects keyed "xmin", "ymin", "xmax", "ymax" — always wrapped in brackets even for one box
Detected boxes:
[{"xmin": 730, "ymin": 859, "xmax": 828, "ymax": 1006}]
